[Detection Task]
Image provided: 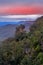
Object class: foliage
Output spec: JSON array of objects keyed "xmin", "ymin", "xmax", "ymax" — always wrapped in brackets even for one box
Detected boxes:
[{"xmin": 0, "ymin": 16, "xmax": 43, "ymax": 65}]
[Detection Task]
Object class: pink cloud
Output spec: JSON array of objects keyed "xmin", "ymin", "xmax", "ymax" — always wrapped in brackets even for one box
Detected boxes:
[{"xmin": 0, "ymin": 5, "xmax": 43, "ymax": 15}]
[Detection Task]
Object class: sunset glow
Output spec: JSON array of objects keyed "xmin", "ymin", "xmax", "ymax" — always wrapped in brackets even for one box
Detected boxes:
[{"xmin": 0, "ymin": 5, "xmax": 43, "ymax": 15}]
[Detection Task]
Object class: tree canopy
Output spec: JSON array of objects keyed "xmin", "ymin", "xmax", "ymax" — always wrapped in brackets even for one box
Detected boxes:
[{"xmin": 0, "ymin": 16, "xmax": 43, "ymax": 65}]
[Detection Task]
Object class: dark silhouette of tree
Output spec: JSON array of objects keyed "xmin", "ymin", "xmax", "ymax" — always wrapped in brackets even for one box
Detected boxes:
[{"xmin": 15, "ymin": 24, "xmax": 26, "ymax": 41}]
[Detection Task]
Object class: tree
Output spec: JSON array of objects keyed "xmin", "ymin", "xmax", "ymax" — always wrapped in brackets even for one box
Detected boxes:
[
  {"xmin": 20, "ymin": 55, "xmax": 32, "ymax": 65},
  {"xmin": 15, "ymin": 24, "xmax": 26, "ymax": 41}
]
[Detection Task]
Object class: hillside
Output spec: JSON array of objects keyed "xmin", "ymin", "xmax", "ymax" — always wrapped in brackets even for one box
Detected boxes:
[{"xmin": 0, "ymin": 16, "xmax": 43, "ymax": 65}]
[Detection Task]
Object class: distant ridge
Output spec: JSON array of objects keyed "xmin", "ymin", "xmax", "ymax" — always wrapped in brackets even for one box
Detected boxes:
[
  {"xmin": 0, "ymin": 16, "xmax": 43, "ymax": 41},
  {"xmin": 0, "ymin": 21, "xmax": 34, "ymax": 41}
]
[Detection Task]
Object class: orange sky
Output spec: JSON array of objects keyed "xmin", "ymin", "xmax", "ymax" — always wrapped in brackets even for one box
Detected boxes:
[{"xmin": 0, "ymin": 5, "xmax": 43, "ymax": 15}]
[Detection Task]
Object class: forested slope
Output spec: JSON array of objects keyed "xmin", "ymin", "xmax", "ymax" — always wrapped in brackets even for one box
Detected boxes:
[{"xmin": 0, "ymin": 16, "xmax": 43, "ymax": 65}]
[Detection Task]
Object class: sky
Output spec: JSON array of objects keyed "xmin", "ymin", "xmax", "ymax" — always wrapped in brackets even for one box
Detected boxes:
[
  {"xmin": 0, "ymin": 0, "xmax": 43, "ymax": 26},
  {"xmin": 0, "ymin": 15, "xmax": 42, "ymax": 22},
  {"xmin": 0, "ymin": 0, "xmax": 43, "ymax": 15}
]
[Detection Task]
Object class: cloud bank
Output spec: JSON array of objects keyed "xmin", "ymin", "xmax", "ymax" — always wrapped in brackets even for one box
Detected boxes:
[{"xmin": 0, "ymin": 15, "xmax": 43, "ymax": 22}]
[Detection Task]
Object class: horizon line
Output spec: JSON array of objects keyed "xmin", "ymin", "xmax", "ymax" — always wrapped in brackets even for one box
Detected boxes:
[
  {"xmin": 0, "ymin": 14, "xmax": 43, "ymax": 18},
  {"xmin": 0, "ymin": 15, "xmax": 43, "ymax": 22}
]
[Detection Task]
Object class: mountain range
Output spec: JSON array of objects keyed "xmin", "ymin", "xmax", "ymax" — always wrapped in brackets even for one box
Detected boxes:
[{"xmin": 0, "ymin": 21, "xmax": 34, "ymax": 41}]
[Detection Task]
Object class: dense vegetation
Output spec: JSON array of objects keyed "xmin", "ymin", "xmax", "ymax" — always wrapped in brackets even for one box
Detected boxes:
[{"xmin": 0, "ymin": 16, "xmax": 43, "ymax": 65}]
